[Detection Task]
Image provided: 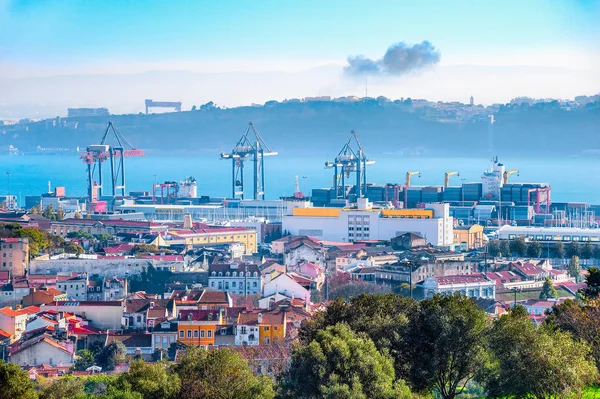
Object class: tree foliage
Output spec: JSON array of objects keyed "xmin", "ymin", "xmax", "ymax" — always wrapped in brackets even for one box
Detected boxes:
[
  {"xmin": 555, "ymin": 241, "xmax": 565, "ymax": 259},
  {"xmin": 568, "ymin": 255, "xmax": 582, "ymax": 281},
  {"xmin": 581, "ymin": 241, "xmax": 594, "ymax": 259},
  {"xmin": 39, "ymin": 376, "xmax": 86, "ymax": 399},
  {"xmin": 509, "ymin": 237, "xmax": 527, "ymax": 257},
  {"xmin": 112, "ymin": 359, "xmax": 180, "ymax": 399},
  {"xmin": 279, "ymin": 323, "xmax": 411, "ymax": 399},
  {"xmin": 566, "ymin": 241, "xmax": 581, "ymax": 258},
  {"xmin": 172, "ymin": 347, "xmax": 274, "ymax": 399},
  {"xmin": 526, "ymin": 241, "xmax": 542, "ymax": 258},
  {"xmin": 487, "ymin": 239, "xmax": 500, "ymax": 257},
  {"xmin": 0, "ymin": 360, "xmax": 38, "ymax": 399},
  {"xmin": 96, "ymin": 342, "xmax": 127, "ymax": 371},
  {"xmin": 539, "ymin": 278, "xmax": 559, "ymax": 299},
  {"xmin": 498, "ymin": 240, "xmax": 511, "ymax": 257},
  {"xmin": 404, "ymin": 294, "xmax": 489, "ymax": 399},
  {"xmin": 581, "ymin": 266, "xmax": 600, "ymax": 300},
  {"xmin": 487, "ymin": 310, "xmax": 598, "ymax": 399},
  {"xmin": 18, "ymin": 227, "xmax": 50, "ymax": 255},
  {"xmin": 73, "ymin": 349, "xmax": 95, "ymax": 371}
]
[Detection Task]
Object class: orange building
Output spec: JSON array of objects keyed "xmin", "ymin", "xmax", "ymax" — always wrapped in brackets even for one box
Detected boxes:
[
  {"xmin": 453, "ymin": 224, "xmax": 485, "ymax": 250},
  {"xmin": 177, "ymin": 309, "xmax": 223, "ymax": 347},
  {"xmin": 236, "ymin": 310, "xmax": 286, "ymax": 346}
]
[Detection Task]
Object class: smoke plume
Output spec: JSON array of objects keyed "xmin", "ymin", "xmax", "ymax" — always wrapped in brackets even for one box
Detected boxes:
[{"xmin": 345, "ymin": 40, "xmax": 441, "ymax": 76}]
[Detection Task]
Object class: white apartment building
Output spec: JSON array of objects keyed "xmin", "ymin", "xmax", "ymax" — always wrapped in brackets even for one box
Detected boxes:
[{"xmin": 282, "ymin": 199, "xmax": 453, "ymax": 247}]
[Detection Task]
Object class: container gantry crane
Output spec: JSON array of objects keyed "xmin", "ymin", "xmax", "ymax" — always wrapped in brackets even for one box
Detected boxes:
[
  {"xmin": 220, "ymin": 122, "xmax": 277, "ymax": 200},
  {"xmin": 80, "ymin": 122, "xmax": 145, "ymax": 203},
  {"xmin": 325, "ymin": 130, "xmax": 375, "ymax": 199}
]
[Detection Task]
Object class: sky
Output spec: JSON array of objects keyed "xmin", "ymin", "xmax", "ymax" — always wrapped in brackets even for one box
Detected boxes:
[{"xmin": 1, "ymin": 0, "xmax": 599, "ymax": 116}]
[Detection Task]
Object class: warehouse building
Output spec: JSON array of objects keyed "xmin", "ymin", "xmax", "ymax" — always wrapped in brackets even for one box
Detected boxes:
[{"xmin": 282, "ymin": 199, "xmax": 453, "ymax": 247}]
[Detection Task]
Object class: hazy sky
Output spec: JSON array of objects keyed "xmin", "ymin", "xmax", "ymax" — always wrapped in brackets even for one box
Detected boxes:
[{"xmin": 1, "ymin": 0, "xmax": 599, "ymax": 114}]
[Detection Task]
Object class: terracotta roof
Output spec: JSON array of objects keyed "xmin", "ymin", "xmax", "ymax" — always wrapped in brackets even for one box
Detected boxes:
[
  {"xmin": 0, "ymin": 271, "xmax": 9, "ymax": 281},
  {"xmin": 0, "ymin": 329, "xmax": 10, "ymax": 339},
  {"xmin": 237, "ymin": 310, "xmax": 285, "ymax": 326},
  {"xmin": 124, "ymin": 299, "xmax": 172, "ymax": 314},
  {"xmin": 147, "ymin": 308, "xmax": 168, "ymax": 319},
  {"xmin": 106, "ymin": 333, "xmax": 152, "ymax": 348},
  {"xmin": 199, "ymin": 290, "xmax": 230, "ymax": 304},
  {"xmin": 10, "ymin": 334, "xmax": 72, "ymax": 356},
  {"xmin": 103, "ymin": 244, "xmax": 134, "ymax": 254},
  {"xmin": 485, "ymin": 271, "xmax": 523, "ymax": 286},
  {"xmin": 511, "ymin": 262, "xmax": 547, "ymax": 277}
]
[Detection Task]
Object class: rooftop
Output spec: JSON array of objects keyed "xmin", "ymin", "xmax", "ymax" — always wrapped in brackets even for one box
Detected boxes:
[{"xmin": 433, "ymin": 274, "xmax": 490, "ymax": 285}]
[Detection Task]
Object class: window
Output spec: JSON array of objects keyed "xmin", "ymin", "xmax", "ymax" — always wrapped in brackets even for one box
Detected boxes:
[
  {"xmin": 169, "ymin": 336, "xmax": 174, "ymax": 343},
  {"xmin": 193, "ymin": 330, "xmax": 198, "ymax": 338},
  {"xmin": 232, "ymin": 282, "xmax": 236, "ymax": 287},
  {"xmin": 200, "ymin": 330, "xmax": 205, "ymax": 338},
  {"xmin": 187, "ymin": 330, "xmax": 192, "ymax": 338},
  {"xmin": 155, "ymin": 336, "xmax": 160, "ymax": 343},
  {"xmin": 241, "ymin": 326, "xmax": 247, "ymax": 334},
  {"xmin": 274, "ymin": 326, "xmax": 278, "ymax": 331},
  {"xmin": 221, "ymin": 328, "xmax": 227, "ymax": 335},
  {"xmin": 264, "ymin": 337, "xmax": 270, "ymax": 344},
  {"xmin": 264, "ymin": 326, "xmax": 269, "ymax": 331},
  {"xmin": 208, "ymin": 330, "xmax": 212, "ymax": 338},
  {"xmin": 163, "ymin": 336, "xmax": 167, "ymax": 346},
  {"xmin": 179, "ymin": 330, "xmax": 184, "ymax": 338}
]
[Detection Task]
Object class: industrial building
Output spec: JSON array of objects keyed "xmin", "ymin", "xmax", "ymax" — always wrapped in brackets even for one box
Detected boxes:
[
  {"xmin": 282, "ymin": 199, "xmax": 453, "ymax": 247},
  {"xmin": 497, "ymin": 225, "xmax": 600, "ymax": 243}
]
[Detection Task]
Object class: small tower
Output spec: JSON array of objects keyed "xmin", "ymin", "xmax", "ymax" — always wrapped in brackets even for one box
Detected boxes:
[{"xmin": 469, "ymin": 95, "xmax": 474, "ymax": 106}]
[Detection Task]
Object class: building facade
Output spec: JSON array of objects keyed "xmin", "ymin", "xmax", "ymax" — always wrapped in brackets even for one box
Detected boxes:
[
  {"xmin": 0, "ymin": 238, "xmax": 29, "ymax": 276},
  {"xmin": 208, "ymin": 263, "xmax": 262, "ymax": 295}
]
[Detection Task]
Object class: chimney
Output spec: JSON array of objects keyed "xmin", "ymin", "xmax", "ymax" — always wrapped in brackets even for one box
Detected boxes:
[
  {"xmin": 184, "ymin": 214, "xmax": 193, "ymax": 229},
  {"xmin": 257, "ymin": 313, "xmax": 263, "ymax": 324}
]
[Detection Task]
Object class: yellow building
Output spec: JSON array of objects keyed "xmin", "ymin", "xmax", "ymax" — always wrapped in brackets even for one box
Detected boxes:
[
  {"xmin": 453, "ymin": 225, "xmax": 485, "ymax": 250},
  {"xmin": 236, "ymin": 310, "xmax": 286, "ymax": 345},
  {"xmin": 177, "ymin": 309, "xmax": 223, "ymax": 347},
  {"xmin": 170, "ymin": 227, "xmax": 257, "ymax": 255}
]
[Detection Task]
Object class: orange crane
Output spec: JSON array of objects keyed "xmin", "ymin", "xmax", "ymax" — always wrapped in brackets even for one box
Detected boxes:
[
  {"xmin": 80, "ymin": 122, "xmax": 145, "ymax": 203},
  {"xmin": 444, "ymin": 171, "xmax": 460, "ymax": 188},
  {"xmin": 503, "ymin": 169, "xmax": 519, "ymax": 184},
  {"xmin": 406, "ymin": 171, "xmax": 421, "ymax": 187}
]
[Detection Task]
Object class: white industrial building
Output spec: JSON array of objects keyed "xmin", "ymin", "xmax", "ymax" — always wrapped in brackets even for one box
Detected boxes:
[
  {"xmin": 497, "ymin": 225, "xmax": 600, "ymax": 243},
  {"xmin": 282, "ymin": 199, "xmax": 453, "ymax": 247}
]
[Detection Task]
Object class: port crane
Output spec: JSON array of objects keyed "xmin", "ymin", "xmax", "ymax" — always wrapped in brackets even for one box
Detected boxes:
[
  {"xmin": 503, "ymin": 169, "xmax": 519, "ymax": 184},
  {"xmin": 444, "ymin": 171, "xmax": 460, "ymax": 188},
  {"xmin": 325, "ymin": 130, "xmax": 375, "ymax": 199},
  {"xmin": 405, "ymin": 171, "xmax": 421, "ymax": 187},
  {"xmin": 80, "ymin": 122, "xmax": 145, "ymax": 203},
  {"xmin": 220, "ymin": 122, "xmax": 277, "ymax": 200}
]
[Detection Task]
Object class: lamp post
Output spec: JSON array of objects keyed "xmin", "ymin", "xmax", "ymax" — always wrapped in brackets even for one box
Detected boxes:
[
  {"xmin": 511, "ymin": 287, "xmax": 521, "ymax": 307},
  {"xmin": 402, "ymin": 257, "xmax": 413, "ymax": 299}
]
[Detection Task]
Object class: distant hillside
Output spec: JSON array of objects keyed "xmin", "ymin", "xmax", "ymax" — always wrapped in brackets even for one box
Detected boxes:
[{"xmin": 1, "ymin": 100, "xmax": 599, "ymax": 157}]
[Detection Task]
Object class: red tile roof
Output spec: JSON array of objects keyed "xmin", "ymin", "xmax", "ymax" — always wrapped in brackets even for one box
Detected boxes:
[
  {"xmin": 485, "ymin": 271, "xmax": 523, "ymax": 286},
  {"xmin": 198, "ymin": 290, "xmax": 230, "ymax": 304},
  {"xmin": 179, "ymin": 309, "xmax": 221, "ymax": 322},
  {"xmin": 237, "ymin": 309, "xmax": 286, "ymax": 326}
]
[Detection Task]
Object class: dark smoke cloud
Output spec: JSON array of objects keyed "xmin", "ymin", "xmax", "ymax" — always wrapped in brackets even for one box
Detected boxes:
[{"xmin": 345, "ymin": 41, "xmax": 441, "ymax": 76}]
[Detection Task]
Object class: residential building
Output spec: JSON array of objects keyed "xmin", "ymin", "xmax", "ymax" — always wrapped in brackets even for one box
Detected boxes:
[
  {"xmin": 49, "ymin": 218, "xmax": 167, "ymax": 237},
  {"xmin": 283, "ymin": 237, "xmax": 325, "ymax": 267},
  {"xmin": 0, "ymin": 306, "xmax": 39, "ymax": 342},
  {"xmin": 236, "ymin": 310, "xmax": 286, "ymax": 346},
  {"xmin": 420, "ymin": 273, "xmax": 496, "ymax": 299},
  {"xmin": 151, "ymin": 319, "xmax": 178, "ymax": 351},
  {"xmin": 223, "ymin": 344, "xmax": 291, "ymax": 377},
  {"xmin": 453, "ymin": 224, "xmax": 485, "ymax": 250},
  {"xmin": 106, "ymin": 333, "xmax": 153, "ymax": 356},
  {"xmin": 57, "ymin": 274, "xmax": 88, "ymax": 300},
  {"xmin": 0, "ymin": 237, "xmax": 29, "ymax": 276},
  {"xmin": 208, "ymin": 262, "xmax": 262, "ymax": 295},
  {"xmin": 46, "ymin": 301, "xmax": 123, "ymax": 330},
  {"xmin": 177, "ymin": 309, "xmax": 222, "ymax": 347},
  {"xmin": 10, "ymin": 334, "xmax": 75, "ymax": 367},
  {"xmin": 521, "ymin": 298, "xmax": 564, "ymax": 316},
  {"xmin": 22, "ymin": 288, "xmax": 67, "ymax": 307},
  {"xmin": 263, "ymin": 272, "xmax": 311, "ymax": 303},
  {"xmin": 169, "ymin": 226, "xmax": 257, "ymax": 255},
  {"xmin": 123, "ymin": 298, "xmax": 175, "ymax": 330},
  {"xmin": 86, "ymin": 277, "xmax": 127, "ymax": 301},
  {"xmin": 282, "ymin": 201, "xmax": 454, "ymax": 247}
]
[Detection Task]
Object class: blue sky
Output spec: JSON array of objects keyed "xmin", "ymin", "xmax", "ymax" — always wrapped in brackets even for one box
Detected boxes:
[
  {"xmin": 0, "ymin": 0, "xmax": 599, "ymax": 113},
  {"xmin": 2, "ymin": 0, "xmax": 598, "ymax": 66}
]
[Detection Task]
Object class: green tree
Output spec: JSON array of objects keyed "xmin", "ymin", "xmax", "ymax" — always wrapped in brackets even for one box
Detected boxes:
[
  {"xmin": 539, "ymin": 278, "xmax": 558, "ymax": 299},
  {"xmin": 299, "ymin": 294, "xmax": 418, "ymax": 384},
  {"xmin": 498, "ymin": 240, "xmax": 511, "ymax": 257},
  {"xmin": 555, "ymin": 241, "xmax": 565, "ymax": 259},
  {"xmin": 581, "ymin": 266, "xmax": 600, "ymax": 300},
  {"xmin": 97, "ymin": 383, "xmax": 143, "ymax": 399},
  {"xmin": 546, "ymin": 298, "xmax": 600, "ymax": 369},
  {"xmin": 152, "ymin": 348, "xmax": 168, "ymax": 362},
  {"xmin": 112, "ymin": 359, "xmax": 180, "ymax": 399},
  {"xmin": 509, "ymin": 237, "xmax": 527, "ymax": 257},
  {"xmin": 168, "ymin": 341, "xmax": 188, "ymax": 361},
  {"xmin": 0, "ymin": 360, "xmax": 38, "ymax": 399},
  {"xmin": 18, "ymin": 227, "xmax": 50, "ymax": 255},
  {"xmin": 279, "ymin": 323, "xmax": 408, "ymax": 399},
  {"xmin": 74, "ymin": 211, "xmax": 82, "ymax": 219},
  {"xmin": 486, "ymin": 239, "xmax": 500, "ymax": 257},
  {"xmin": 487, "ymin": 310, "xmax": 598, "ymax": 399},
  {"xmin": 39, "ymin": 376, "xmax": 86, "ymax": 399},
  {"xmin": 56, "ymin": 207, "xmax": 65, "ymax": 221},
  {"xmin": 73, "ymin": 349, "xmax": 95, "ymax": 371},
  {"xmin": 63, "ymin": 241, "xmax": 85, "ymax": 255},
  {"xmin": 593, "ymin": 245, "xmax": 600, "ymax": 260},
  {"xmin": 96, "ymin": 342, "xmax": 127, "ymax": 371},
  {"xmin": 526, "ymin": 241, "xmax": 542, "ymax": 258},
  {"xmin": 568, "ymin": 255, "xmax": 582, "ymax": 281},
  {"xmin": 566, "ymin": 241, "xmax": 581, "ymax": 258},
  {"xmin": 581, "ymin": 241, "xmax": 594, "ymax": 259},
  {"xmin": 42, "ymin": 205, "xmax": 54, "ymax": 220},
  {"xmin": 404, "ymin": 294, "xmax": 489, "ymax": 399},
  {"xmin": 173, "ymin": 347, "xmax": 274, "ymax": 399}
]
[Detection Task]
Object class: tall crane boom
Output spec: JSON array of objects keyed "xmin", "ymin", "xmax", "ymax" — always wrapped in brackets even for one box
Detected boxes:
[
  {"xmin": 503, "ymin": 169, "xmax": 519, "ymax": 184},
  {"xmin": 220, "ymin": 122, "xmax": 277, "ymax": 200},
  {"xmin": 325, "ymin": 130, "xmax": 375, "ymax": 199},
  {"xmin": 406, "ymin": 171, "xmax": 421, "ymax": 187},
  {"xmin": 444, "ymin": 171, "xmax": 460, "ymax": 188}
]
